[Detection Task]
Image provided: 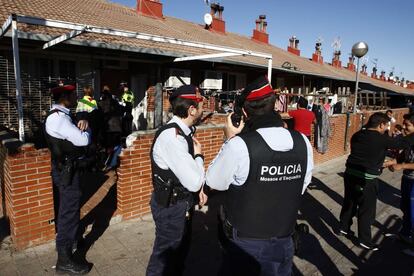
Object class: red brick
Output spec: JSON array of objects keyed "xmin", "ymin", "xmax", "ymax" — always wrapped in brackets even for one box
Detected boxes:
[{"xmin": 27, "ymin": 172, "xmax": 50, "ymax": 180}]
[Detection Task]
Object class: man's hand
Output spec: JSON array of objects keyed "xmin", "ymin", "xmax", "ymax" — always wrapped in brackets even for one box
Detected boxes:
[
  {"xmin": 77, "ymin": 120, "xmax": 89, "ymax": 131},
  {"xmin": 224, "ymin": 112, "xmax": 245, "ymax": 140},
  {"xmin": 390, "ymin": 163, "xmax": 405, "ymax": 172},
  {"xmin": 193, "ymin": 137, "xmax": 202, "ymax": 155},
  {"xmin": 199, "ymin": 188, "xmax": 208, "ymax": 207},
  {"xmin": 383, "ymin": 159, "xmax": 397, "ymax": 168}
]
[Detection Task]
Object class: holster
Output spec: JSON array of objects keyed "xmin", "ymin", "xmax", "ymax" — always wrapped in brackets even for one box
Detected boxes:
[
  {"xmin": 218, "ymin": 205, "xmax": 233, "ymax": 246},
  {"xmin": 153, "ymin": 175, "xmax": 173, "ymax": 208},
  {"xmin": 59, "ymin": 159, "xmax": 75, "ymax": 186}
]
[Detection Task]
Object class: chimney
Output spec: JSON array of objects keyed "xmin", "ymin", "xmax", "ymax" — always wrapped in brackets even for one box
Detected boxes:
[
  {"xmin": 346, "ymin": 55, "xmax": 355, "ymax": 71},
  {"xmin": 312, "ymin": 41, "xmax": 323, "ymax": 64},
  {"xmin": 208, "ymin": 3, "xmax": 225, "ymax": 34},
  {"xmin": 252, "ymin": 15, "xmax": 269, "ymax": 44},
  {"xmin": 400, "ymin": 78, "xmax": 405, "ymax": 87},
  {"xmin": 380, "ymin": 70, "xmax": 386, "ymax": 81},
  {"xmin": 137, "ymin": 0, "xmax": 163, "ymax": 19},
  {"xmin": 388, "ymin": 72, "xmax": 395, "ymax": 83},
  {"xmin": 371, "ymin": 67, "xmax": 378, "ymax": 79},
  {"xmin": 361, "ymin": 64, "xmax": 368, "ymax": 76},
  {"xmin": 288, "ymin": 36, "xmax": 300, "ymax": 56},
  {"xmin": 331, "ymin": 50, "xmax": 342, "ymax": 68}
]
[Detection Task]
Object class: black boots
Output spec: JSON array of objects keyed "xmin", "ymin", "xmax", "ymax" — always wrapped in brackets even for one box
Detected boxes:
[{"xmin": 56, "ymin": 247, "xmax": 89, "ymax": 274}]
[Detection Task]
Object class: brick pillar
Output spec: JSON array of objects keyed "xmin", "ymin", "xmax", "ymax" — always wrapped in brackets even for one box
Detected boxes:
[
  {"xmin": 4, "ymin": 144, "xmax": 55, "ymax": 249},
  {"xmin": 209, "ymin": 96, "xmax": 216, "ymax": 112},
  {"xmin": 146, "ymin": 86, "xmax": 156, "ymax": 129},
  {"xmin": 117, "ymin": 134, "xmax": 153, "ymax": 220}
]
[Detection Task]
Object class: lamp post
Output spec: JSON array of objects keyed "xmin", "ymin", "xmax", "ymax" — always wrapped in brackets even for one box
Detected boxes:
[{"xmin": 352, "ymin": 42, "xmax": 369, "ymax": 113}]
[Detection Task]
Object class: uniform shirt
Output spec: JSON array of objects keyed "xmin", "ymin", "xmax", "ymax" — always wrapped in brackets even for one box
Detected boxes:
[
  {"xmin": 288, "ymin": 109, "xmax": 315, "ymax": 136},
  {"xmin": 206, "ymin": 127, "xmax": 314, "ymax": 194},
  {"xmin": 152, "ymin": 116, "xmax": 204, "ymax": 192},
  {"xmin": 45, "ymin": 104, "xmax": 90, "ymax": 147}
]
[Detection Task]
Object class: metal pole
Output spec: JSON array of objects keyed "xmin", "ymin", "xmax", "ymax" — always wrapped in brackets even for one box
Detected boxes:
[
  {"xmin": 267, "ymin": 58, "xmax": 272, "ymax": 83},
  {"xmin": 11, "ymin": 19, "xmax": 25, "ymax": 142},
  {"xmin": 353, "ymin": 58, "xmax": 360, "ymax": 114}
]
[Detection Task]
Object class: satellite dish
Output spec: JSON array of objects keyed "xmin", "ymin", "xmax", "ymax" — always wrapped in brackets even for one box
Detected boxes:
[{"xmin": 204, "ymin": 13, "xmax": 213, "ymax": 26}]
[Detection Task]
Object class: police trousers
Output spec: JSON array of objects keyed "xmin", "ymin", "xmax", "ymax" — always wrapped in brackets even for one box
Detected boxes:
[
  {"xmin": 339, "ymin": 172, "xmax": 378, "ymax": 244},
  {"xmin": 146, "ymin": 194, "xmax": 192, "ymax": 276},
  {"xmin": 219, "ymin": 229, "xmax": 294, "ymax": 276},
  {"xmin": 400, "ymin": 175, "xmax": 414, "ymax": 236},
  {"xmin": 51, "ymin": 163, "xmax": 81, "ymax": 251}
]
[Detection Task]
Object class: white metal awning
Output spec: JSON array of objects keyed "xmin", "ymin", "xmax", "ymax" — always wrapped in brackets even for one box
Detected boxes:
[{"xmin": 0, "ymin": 13, "xmax": 274, "ymax": 142}]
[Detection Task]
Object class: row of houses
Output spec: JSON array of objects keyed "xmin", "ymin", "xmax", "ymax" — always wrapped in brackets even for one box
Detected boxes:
[{"xmin": 0, "ymin": 0, "xmax": 413, "ymax": 144}]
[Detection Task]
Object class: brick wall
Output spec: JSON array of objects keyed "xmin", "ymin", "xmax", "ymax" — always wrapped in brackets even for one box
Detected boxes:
[
  {"xmin": 1, "ymin": 144, "xmax": 54, "ymax": 249},
  {"xmin": 0, "ymin": 145, "xmax": 6, "ymax": 217},
  {"xmin": 1, "ymin": 108, "xmax": 409, "ymax": 249}
]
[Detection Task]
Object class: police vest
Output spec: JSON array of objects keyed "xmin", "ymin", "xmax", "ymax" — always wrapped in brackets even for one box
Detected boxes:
[
  {"xmin": 150, "ymin": 123, "xmax": 194, "ymax": 190},
  {"xmin": 44, "ymin": 110, "xmax": 85, "ymax": 165},
  {"xmin": 122, "ymin": 90, "xmax": 134, "ymax": 104},
  {"xmin": 226, "ymin": 129, "xmax": 307, "ymax": 238},
  {"xmin": 76, "ymin": 96, "xmax": 97, "ymax": 113}
]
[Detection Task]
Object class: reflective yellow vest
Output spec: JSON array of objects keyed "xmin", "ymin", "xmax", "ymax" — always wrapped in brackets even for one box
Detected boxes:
[
  {"xmin": 76, "ymin": 96, "xmax": 97, "ymax": 113},
  {"xmin": 122, "ymin": 90, "xmax": 134, "ymax": 105}
]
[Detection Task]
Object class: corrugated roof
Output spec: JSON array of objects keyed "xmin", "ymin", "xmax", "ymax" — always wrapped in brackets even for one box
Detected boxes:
[{"xmin": 1, "ymin": 0, "xmax": 412, "ymax": 95}]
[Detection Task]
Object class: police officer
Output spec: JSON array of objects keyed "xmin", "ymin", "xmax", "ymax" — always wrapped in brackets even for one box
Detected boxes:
[
  {"xmin": 206, "ymin": 77, "xmax": 313, "ymax": 276},
  {"xmin": 146, "ymin": 85, "xmax": 207, "ymax": 276},
  {"xmin": 120, "ymin": 82, "xmax": 135, "ymax": 137},
  {"xmin": 45, "ymin": 84, "xmax": 91, "ymax": 274}
]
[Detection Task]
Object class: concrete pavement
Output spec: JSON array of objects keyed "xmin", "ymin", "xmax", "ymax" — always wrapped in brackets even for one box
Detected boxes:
[{"xmin": 0, "ymin": 155, "xmax": 413, "ymax": 275}]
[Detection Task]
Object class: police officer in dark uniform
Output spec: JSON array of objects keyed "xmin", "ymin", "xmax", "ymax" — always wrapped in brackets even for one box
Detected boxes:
[
  {"xmin": 206, "ymin": 77, "xmax": 314, "ymax": 276},
  {"xmin": 45, "ymin": 84, "xmax": 91, "ymax": 274},
  {"xmin": 146, "ymin": 85, "xmax": 207, "ymax": 276}
]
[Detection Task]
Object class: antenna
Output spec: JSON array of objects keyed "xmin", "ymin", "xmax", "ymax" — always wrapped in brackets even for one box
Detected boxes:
[
  {"xmin": 361, "ymin": 56, "xmax": 369, "ymax": 65},
  {"xmin": 371, "ymin": 58, "xmax": 378, "ymax": 68},
  {"xmin": 331, "ymin": 37, "xmax": 341, "ymax": 51}
]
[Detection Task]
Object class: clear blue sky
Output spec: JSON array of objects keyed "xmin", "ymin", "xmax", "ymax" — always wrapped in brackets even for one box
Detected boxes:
[{"xmin": 112, "ymin": 0, "xmax": 414, "ymax": 81}]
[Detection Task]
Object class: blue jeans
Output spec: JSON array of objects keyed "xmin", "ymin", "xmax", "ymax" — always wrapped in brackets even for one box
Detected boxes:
[
  {"xmin": 400, "ymin": 175, "xmax": 414, "ymax": 236},
  {"xmin": 220, "ymin": 229, "xmax": 294, "ymax": 276},
  {"xmin": 146, "ymin": 195, "xmax": 192, "ymax": 276}
]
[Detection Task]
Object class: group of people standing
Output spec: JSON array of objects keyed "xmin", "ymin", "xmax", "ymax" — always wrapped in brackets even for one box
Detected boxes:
[
  {"xmin": 43, "ymin": 76, "xmax": 414, "ymax": 275},
  {"xmin": 43, "ymin": 81, "xmax": 135, "ymax": 274},
  {"xmin": 339, "ymin": 110, "xmax": 414, "ymax": 255},
  {"xmin": 146, "ymin": 77, "xmax": 314, "ymax": 276}
]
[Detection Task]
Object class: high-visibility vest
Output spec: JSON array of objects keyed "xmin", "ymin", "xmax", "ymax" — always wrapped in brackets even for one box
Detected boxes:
[
  {"xmin": 122, "ymin": 90, "xmax": 134, "ymax": 104},
  {"xmin": 76, "ymin": 96, "xmax": 98, "ymax": 113}
]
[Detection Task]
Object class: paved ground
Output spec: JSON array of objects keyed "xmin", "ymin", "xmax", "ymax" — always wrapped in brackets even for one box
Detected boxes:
[{"xmin": 1, "ymin": 155, "xmax": 414, "ymax": 276}]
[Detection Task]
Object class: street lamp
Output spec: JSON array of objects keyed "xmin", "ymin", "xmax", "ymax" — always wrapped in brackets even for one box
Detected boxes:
[{"xmin": 352, "ymin": 42, "xmax": 369, "ymax": 113}]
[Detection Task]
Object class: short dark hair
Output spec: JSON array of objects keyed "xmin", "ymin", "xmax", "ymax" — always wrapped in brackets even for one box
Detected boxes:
[
  {"xmin": 403, "ymin": 113, "xmax": 414, "ymax": 124},
  {"xmin": 170, "ymin": 97, "xmax": 199, "ymax": 118},
  {"xmin": 386, "ymin": 109, "xmax": 393, "ymax": 114},
  {"xmin": 53, "ymin": 90, "xmax": 74, "ymax": 103},
  {"xmin": 366, "ymin": 112, "xmax": 391, "ymax": 128},
  {"xmin": 297, "ymin": 97, "xmax": 308, "ymax": 108},
  {"xmin": 243, "ymin": 94, "xmax": 276, "ymax": 117}
]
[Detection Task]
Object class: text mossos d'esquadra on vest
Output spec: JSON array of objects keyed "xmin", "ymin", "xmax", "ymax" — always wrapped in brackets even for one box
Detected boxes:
[{"xmin": 260, "ymin": 164, "xmax": 302, "ymax": 182}]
